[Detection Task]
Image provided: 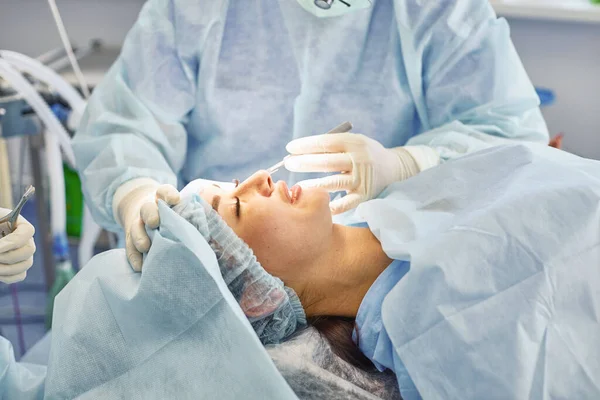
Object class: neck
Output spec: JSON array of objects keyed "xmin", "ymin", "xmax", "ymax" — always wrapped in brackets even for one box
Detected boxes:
[{"xmin": 295, "ymin": 224, "xmax": 392, "ymax": 318}]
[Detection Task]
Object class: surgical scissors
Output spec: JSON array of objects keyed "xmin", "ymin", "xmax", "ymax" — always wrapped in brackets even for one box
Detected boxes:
[
  {"xmin": 0, "ymin": 186, "xmax": 35, "ymax": 238},
  {"xmin": 266, "ymin": 121, "xmax": 353, "ymax": 175}
]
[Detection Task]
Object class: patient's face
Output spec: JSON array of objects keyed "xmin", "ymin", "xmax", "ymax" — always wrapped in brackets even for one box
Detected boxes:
[{"xmin": 198, "ymin": 171, "xmax": 333, "ymax": 279}]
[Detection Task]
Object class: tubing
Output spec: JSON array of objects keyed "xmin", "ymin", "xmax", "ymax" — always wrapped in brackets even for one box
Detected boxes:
[
  {"xmin": 0, "ymin": 50, "xmax": 86, "ymax": 118},
  {"xmin": 0, "ymin": 59, "xmax": 76, "ymax": 168},
  {"xmin": 47, "ymin": 0, "xmax": 90, "ymax": 99},
  {"xmin": 1, "ymin": 52, "xmax": 102, "ymax": 268},
  {"xmin": 0, "ymin": 139, "xmax": 12, "ymax": 208},
  {"xmin": 44, "ymin": 129, "xmax": 67, "ymax": 236},
  {"xmin": 0, "ymin": 52, "xmax": 101, "ymax": 271}
]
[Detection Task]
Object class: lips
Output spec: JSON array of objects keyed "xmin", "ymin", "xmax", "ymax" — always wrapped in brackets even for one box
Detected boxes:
[
  {"xmin": 277, "ymin": 181, "xmax": 301, "ymax": 205},
  {"xmin": 278, "ymin": 181, "xmax": 292, "ymax": 203},
  {"xmin": 290, "ymin": 185, "xmax": 302, "ymax": 204}
]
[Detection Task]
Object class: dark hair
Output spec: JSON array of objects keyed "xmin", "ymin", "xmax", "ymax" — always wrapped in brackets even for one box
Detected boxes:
[{"xmin": 308, "ymin": 316, "xmax": 375, "ymax": 371}]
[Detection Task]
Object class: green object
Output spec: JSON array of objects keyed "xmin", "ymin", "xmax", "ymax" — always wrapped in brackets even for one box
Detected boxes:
[
  {"xmin": 592, "ymin": 0, "xmax": 600, "ymax": 4},
  {"xmin": 64, "ymin": 164, "xmax": 84, "ymax": 238},
  {"xmin": 45, "ymin": 260, "xmax": 77, "ymax": 329}
]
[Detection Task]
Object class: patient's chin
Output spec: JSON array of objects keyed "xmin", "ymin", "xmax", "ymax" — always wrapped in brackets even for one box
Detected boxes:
[{"xmin": 301, "ymin": 187, "xmax": 332, "ymax": 211}]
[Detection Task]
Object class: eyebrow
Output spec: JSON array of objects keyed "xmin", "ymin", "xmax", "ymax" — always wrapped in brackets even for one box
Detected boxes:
[{"xmin": 212, "ymin": 195, "xmax": 221, "ymax": 212}]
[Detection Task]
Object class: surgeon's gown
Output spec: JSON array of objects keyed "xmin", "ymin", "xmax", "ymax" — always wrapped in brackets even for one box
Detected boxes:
[{"xmin": 73, "ymin": 0, "xmax": 548, "ymax": 232}]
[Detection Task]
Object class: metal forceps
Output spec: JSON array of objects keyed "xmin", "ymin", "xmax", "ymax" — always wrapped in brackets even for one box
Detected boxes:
[
  {"xmin": 266, "ymin": 121, "xmax": 353, "ymax": 175},
  {"xmin": 0, "ymin": 186, "xmax": 36, "ymax": 238}
]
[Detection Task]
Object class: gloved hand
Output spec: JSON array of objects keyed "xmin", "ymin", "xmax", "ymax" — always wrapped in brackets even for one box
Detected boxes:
[
  {"xmin": 0, "ymin": 210, "xmax": 35, "ymax": 284},
  {"xmin": 285, "ymin": 133, "xmax": 440, "ymax": 214},
  {"xmin": 114, "ymin": 181, "xmax": 180, "ymax": 271}
]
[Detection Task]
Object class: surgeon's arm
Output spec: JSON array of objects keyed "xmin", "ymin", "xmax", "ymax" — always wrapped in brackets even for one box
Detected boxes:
[
  {"xmin": 396, "ymin": 0, "xmax": 549, "ymax": 161},
  {"xmin": 72, "ymin": 0, "xmax": 197, "ymax": 231}
]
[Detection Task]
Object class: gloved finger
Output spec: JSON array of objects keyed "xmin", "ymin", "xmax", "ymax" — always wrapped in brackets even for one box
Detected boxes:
[
  {"xmin": 156, "ymin": 184, "xmax": 180, "ymax": 206},
  {"xmin": 286, "ymin": 133, "xmax": 355, "ymax": 155},
  {"xmin": 0, "ymin": 238, "xmax": 35, "ymax": 264},
  {"xmin": 329, "ymin": 192, "xmax": 365, "ymax": 215},
  {"xmin": 0, "ymin": 256, "xmax": 33, "ymax": 277},
  {"xmin": 131, "ymin": 218, "xmax": 151, "ymax": 254},
  {"xmin": 125, "ymin": 231, "xmax": 143, "ymax": 272},
  {"xmin": 0, "ymin": 271, "xmax": 27, "ymax": 285},
  {"xmin": 285, "ymin": 153, "xmax": 353, "ymax": 173},
  {"xmin": 0, "ymin": 219, "xmax": 35, "ymax": 254},
  {"xmin": 140, "ymin": 202, "xmax": 160, "ymax": 229},
  {"xmin": 296, "ymin": 174, "xmax": 355, "ymax": 192}
]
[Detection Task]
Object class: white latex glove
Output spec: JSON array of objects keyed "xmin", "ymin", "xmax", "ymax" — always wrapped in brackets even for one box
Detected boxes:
[
  {"xmin": 285, "ymin": 133, "xmax": 440, "ymax": 214},
  {"xmin": 113, "ymin": 180, "xmax": 181, "ymax": 271},
  {"xmin": 0, "ymin": 210, "xmax": 36, "ymax": 284}
]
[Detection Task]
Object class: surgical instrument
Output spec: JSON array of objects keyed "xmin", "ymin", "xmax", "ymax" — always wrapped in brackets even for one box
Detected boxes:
[
  {"xmin": 315, "ymin": 0, "xmax": 353, "ymax": 9},
  {"xmin": 315, "ymin": 0, "xmax": 334, "ymax": 9},
  {"xmin": 266, "ymin": 121, "xmax": 353, "ymax": 175},
  {"xmin": 0, "ymin": 186, "xmax": 35, "ymax": 238}
]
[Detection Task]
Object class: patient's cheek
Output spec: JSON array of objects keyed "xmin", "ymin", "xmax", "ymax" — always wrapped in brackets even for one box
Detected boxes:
[
  {"xmin": 236, "ymin": 224, "xmax": 290, "ymax": 275},
  {"xmin": 238, "ymin": 211, "xmax": 291, "ymax": 248}
]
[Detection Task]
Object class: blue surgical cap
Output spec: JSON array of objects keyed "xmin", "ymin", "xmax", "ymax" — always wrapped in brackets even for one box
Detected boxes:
[{"xmin": 173, "ymin": 195, "xmax": 307, "ymax": 344}]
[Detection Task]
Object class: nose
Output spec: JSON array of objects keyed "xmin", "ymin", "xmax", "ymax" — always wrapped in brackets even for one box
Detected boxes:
[{"xmin": 238, "ymin": 170, "xmax": 273, "ymax": 197}]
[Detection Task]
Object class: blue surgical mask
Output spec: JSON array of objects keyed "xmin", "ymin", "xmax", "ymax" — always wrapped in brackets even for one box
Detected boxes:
[{"xmin": 296, "ymin": 0, "xmax": 372, "ymax": 18}]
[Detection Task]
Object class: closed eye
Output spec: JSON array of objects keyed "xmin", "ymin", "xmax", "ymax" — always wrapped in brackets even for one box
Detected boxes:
[{"xmin": 233, "ymin": 179, "xmax": 241, "ymax": 219}]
